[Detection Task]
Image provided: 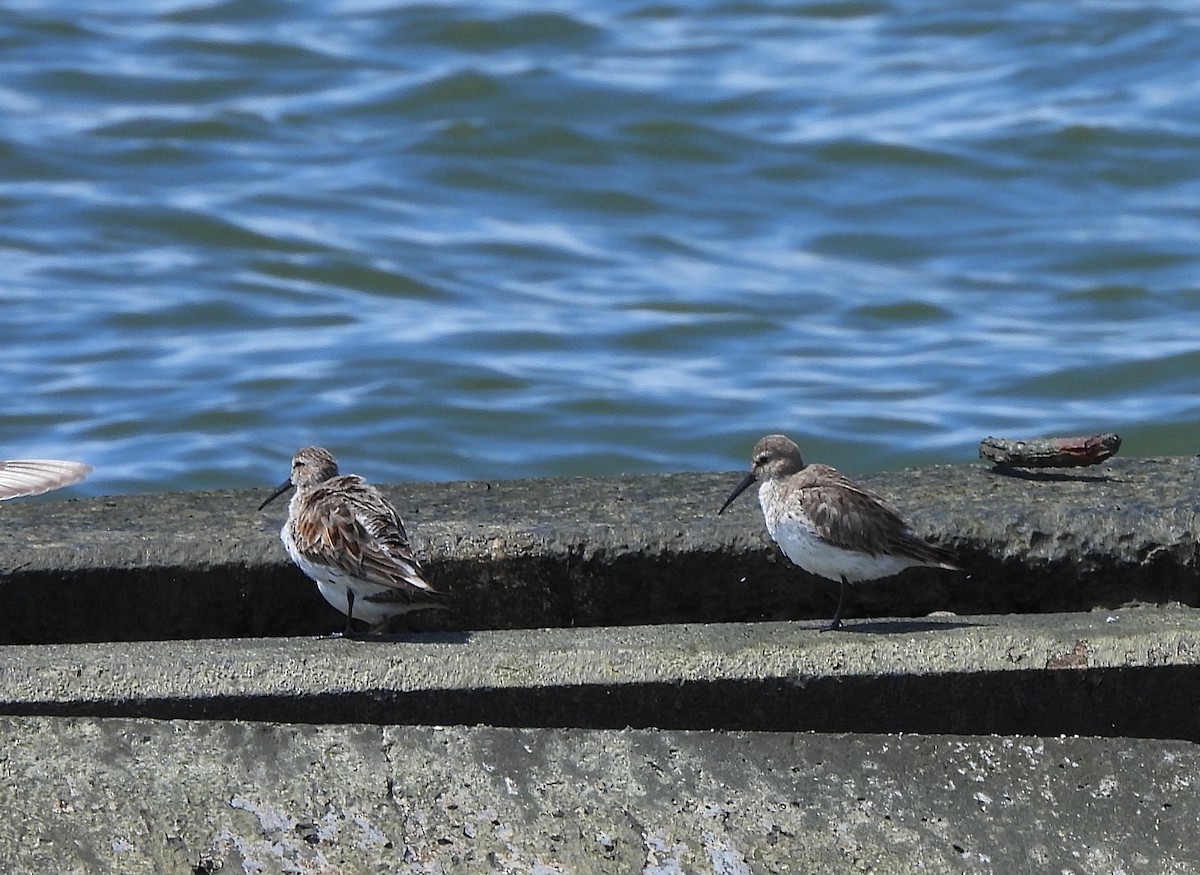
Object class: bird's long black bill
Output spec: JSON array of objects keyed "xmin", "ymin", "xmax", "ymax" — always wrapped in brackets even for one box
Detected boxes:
[
  {"xmin": 258, "ymin": 479, "xmax": 293, "ymax": 511},
  {"xmin": 718, "ymin": 472, "xmax": 757, "ymax": 515}
]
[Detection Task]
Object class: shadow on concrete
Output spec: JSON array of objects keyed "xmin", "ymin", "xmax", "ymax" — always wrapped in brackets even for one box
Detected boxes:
[
  {"xmin": 985, "ymin": 466, "xmax": 1116, "ymax": 483},
  {"xmin": 342, "ymin": 630, "xmax": 475, "ymax": 645},
  {"xmin": 8, "ymin": 664, "xmax": 1200, "ymax": 742},
  {"xmin": 837, "ymin": 618, "xmax": 983, "ymax": 635}
]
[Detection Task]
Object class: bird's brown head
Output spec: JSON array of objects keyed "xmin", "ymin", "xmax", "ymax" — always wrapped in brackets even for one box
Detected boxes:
[
  {"xmin": 718, "ymin": 434, "xmax": 806, "ymax": 514},
  {"xmin": 748, "ymin": 434, "xmax": 805, "ymax": 480},
  {"xmin": 259, "ymin": 445, "xmax": 339, "ymax": 510},
  {"xmin": 288, "ymin": 446, "xmax": 339, "ymax": 489}
]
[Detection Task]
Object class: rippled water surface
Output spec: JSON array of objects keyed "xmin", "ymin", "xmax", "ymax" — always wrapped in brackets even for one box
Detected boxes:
[{"xmin": 4, "ymin": 0, "xmax": 1199, "ymax": 495}]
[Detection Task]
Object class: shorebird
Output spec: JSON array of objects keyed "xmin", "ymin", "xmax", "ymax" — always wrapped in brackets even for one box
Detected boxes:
[
  {"xmin": 719, "ymin": 434, "xmax": 957, "ymax": 630},
  {"xmin": 259, "ymin": 446, "xmax": 444, "ymax": 636},
  {"xmin": 0, "ymin": 459, "xmax": 91, "ymax": 501}
]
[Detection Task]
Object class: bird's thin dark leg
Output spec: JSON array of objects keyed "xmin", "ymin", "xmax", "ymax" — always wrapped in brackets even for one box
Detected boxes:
[
  {"xmin": 822, "ymin": 576, "xmax": 847, "ymax": 632},
  {"xmin": 344, "ymin": 590, "xmax": 358, "ymax": 637}
]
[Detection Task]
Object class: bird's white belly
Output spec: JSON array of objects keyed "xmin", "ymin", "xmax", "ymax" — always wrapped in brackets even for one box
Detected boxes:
[
  {"xmin": 283, "ymin": 528, "xmax": 416, "ymax": 626},
  {"xmin": 761, "ymin": 500, "xmax": 914, "ymax": 583},
  {"xmin": 302, "ymin": 558, "xmax": 419, "ymax": 625}
]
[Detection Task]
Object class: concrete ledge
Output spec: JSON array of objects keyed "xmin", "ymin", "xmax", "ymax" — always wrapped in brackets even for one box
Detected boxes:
[
  {"xmin": 0, "ymin": 457, "xmax": 1198, "ymax": 642},
  {"xmin": 3, "ymin": 608, "xmax": 1199, "ymax": 740},
  {"xmin": 2, "ymin": 718, "xmax": 1194, "ymax": 874},
  {"xmin": 2, "ymin": 459, "xmax": 1200, "ymax": 872}
]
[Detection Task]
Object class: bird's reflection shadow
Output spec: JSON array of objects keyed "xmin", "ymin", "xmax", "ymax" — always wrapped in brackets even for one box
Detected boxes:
[
  {"xmin": 325, "ymin": 630, "xmax": 475, "ymax": 644},
  {"xmin": 834, "ymin": 618, "xmax": 983, "ymax": 635}
]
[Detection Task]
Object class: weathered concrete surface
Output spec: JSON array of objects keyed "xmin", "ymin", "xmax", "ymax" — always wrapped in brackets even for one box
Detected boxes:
[
  {"xmin": 0, "ymin": 460, "xmax": 1197, "ymax": 872},
  {"xmin": 3, "ymin": 608, "xmax": 1200, "ymax": 740},
  {"xmin": 0, "ymin": 456, "xmax": 1197, "ymax": 642},
  {"xmin": 1, "ymin": 718, "xmax": 1194, "ymax": 875}
]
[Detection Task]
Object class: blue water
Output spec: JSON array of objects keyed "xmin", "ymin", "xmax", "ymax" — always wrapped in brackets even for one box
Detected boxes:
[{"xmin": 3, "ymin": 0, "xmax": 1199, "ymax": 495}]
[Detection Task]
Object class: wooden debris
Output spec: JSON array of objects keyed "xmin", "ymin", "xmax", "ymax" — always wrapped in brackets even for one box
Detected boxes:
[{"xmin": 979, "ymin": 433, "xmax": 1121, "ymax": 469}]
